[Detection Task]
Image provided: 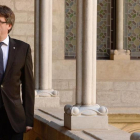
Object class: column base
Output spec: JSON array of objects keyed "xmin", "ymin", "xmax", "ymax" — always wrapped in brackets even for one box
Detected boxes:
[
  {"xmin": 64, "ymin": 113, "xmax": 108, "ymax": 130},
  {"xmin": 110, "ymin": 49, "xmax": 130, "ymax": 60},
  {"xmin": 64, "ymin": 104, "xmax": 108, "ymax": 130},
  {"xmin": 35, "ymin": 90, "xmax": 60, "ymax": 108},
  {"xmin": 36, "ymin": 89, "xmax": 59, "ymax": 97}
]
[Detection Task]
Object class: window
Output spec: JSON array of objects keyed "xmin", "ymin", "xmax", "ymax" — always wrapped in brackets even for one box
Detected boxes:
[
  {"xmin": 97, "ymin": 0, "xmax": 115, "ymax": 59},
  {"xmin": 65, "ymin": 0, "xmax": 77, "ymax": 59},
  {"xmin": 124, "ymin": 0, "xmax": 140, "ymax": 59},
  {"xmin": 65, "ymin": 0, "xmax": 114, "ymax": 59}
]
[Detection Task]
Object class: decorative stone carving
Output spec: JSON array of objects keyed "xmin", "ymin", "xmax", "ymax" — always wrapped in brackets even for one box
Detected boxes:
[
  {"xmin": 98, "ymin": 106, "xmax": 108, "ymax": 115},
  {"xmin": 36, "ymin": 90, "xmax": 59, "ymax": 97},
  {"xmin": 64, "ymin": 104, "xmax": 108, "ymax": 116},
  {"xmin": 111, "ymin": 49, "xmax": 130, "ymax": 56},
  {"xmin": 51, "ymin": 90, "xmax": 59, "ymax": 97},
  {"xmin": 64, "ymin": 105, "xmax": 80, "ymax": 116}
]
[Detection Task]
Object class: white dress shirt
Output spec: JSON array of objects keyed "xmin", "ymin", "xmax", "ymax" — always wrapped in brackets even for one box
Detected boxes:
[{"xmin": 1, "ymin": 36, "xmax": 9, "ymax": 71}]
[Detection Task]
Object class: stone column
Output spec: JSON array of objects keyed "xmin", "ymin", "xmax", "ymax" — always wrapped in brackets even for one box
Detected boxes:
[
  {"xmin": 92, "ymin": 0, "xmax": 97, "ymax": 105},
  {"xmin": 116, "ymin": 0, "xmax": 123, "ymax": 51},
  {"xmin": 76, "ymin": 0, "xmax": 96, "ymax": 107},
  {"xmin": 64, "ymin": 0, "xmax": 108, "ymax": 130},
  {"xmin": 35, "ymin": 0, "xmax": 59, "ymax": 108},
  {"xmin": 76, "ymin": 0, "xmax": 83, "ymax": 106},
  {"xmin": 34, "ymin": 0, "xmax": 40, "ymax": 90},
  {"xmin": 39, "ymin": 0, "xmax": 52, "ymax": 91},
  {"xmin": 110, "ymin": 0, "xmax": 130, "ymax": 60},
  {"xmin": 82, "ymin": 0, "xmax": 97, "ymax": 105},
  {"xmin": 82, "ymin": 0, "xmax": 93, "ymax": 105}
]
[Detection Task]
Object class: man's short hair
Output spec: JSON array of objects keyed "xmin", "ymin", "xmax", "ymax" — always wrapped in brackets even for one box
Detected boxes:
[{"xmin": 0, "ymin": 5, "xmax": 15, "ymax": 33}]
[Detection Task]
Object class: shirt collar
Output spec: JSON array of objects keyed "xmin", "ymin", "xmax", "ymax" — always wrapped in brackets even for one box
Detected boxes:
[{"xmin": 2, "ymin": 35, "xmax": 9, "ymax": 46}]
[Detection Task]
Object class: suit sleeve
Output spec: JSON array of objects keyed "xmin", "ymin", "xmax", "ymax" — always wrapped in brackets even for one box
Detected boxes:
[{"xmin": 21, "ymin": 45, "xmax": 35, "ymax": 127}]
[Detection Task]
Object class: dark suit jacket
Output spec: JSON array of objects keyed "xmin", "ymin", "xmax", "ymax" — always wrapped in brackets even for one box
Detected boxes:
[{"xmin": 1, "ymin": 37, "xmax": 35, "ymax": 133}]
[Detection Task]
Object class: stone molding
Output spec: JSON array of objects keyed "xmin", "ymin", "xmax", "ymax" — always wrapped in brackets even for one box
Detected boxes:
[
  {"xmin": 64, "ymin": 104, "xmax": 108, "ymax": 116},
  {"xmin": 36, "ymin": 90, "xmax": 59, "ymax": 97}
]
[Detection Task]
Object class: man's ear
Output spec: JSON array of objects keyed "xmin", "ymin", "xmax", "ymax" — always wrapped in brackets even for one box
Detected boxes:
[{"xmin": 7, "ymin": 24, "xmax": 12, "ymax": 30}]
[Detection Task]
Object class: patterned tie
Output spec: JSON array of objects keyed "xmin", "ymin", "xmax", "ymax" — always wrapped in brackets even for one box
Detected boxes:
[{"xmin": 0, "ymin": 42, "xmax": 4, "ymax": 84}]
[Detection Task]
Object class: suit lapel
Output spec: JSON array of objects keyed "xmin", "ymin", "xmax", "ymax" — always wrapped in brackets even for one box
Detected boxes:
[{"xmin": 3, "ymin": 37, "xmax": 18, "ymax": 82}]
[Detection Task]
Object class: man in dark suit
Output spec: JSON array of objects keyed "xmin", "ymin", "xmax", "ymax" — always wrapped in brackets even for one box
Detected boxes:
[{"xmin": 0, "ymin": 5, "xmax": 35, "ymax": 140}]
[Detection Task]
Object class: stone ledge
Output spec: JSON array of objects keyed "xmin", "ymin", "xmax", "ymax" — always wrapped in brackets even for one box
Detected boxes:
[
  {"xmin": 37, "ymin": 107, "xmax": 140, "ymax": 123},
  {"xmin": 24, "ymin": 108, "xmax": 131, "ymax": 140},
  {"xmin": 83, "ymin": 127, "xmax": 130, "ymax": 140}
]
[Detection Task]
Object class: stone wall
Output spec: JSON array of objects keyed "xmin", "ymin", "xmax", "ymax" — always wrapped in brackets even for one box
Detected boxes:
[{"xmin": 52, "ymin": 60, "xmax": 140, "ymax": 107}]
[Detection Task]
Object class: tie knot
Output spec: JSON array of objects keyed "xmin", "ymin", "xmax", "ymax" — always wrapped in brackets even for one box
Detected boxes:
[{"xmin": 0, "ymin": 42, "xmax": 4, "ymax": 48}]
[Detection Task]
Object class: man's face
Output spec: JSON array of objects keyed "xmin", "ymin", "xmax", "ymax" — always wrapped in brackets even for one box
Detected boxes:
[{"xmin": 0, "ymin": 16, "xmax": 12, "ymax": 37}]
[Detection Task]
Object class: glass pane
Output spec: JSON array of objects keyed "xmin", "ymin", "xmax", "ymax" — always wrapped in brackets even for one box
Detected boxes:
[
  {"xmin": 97, "ymin": 0, "xmax": 111, "ymax": 59},
  {"xmin": 124, "ymin": 0, "xmax": 140, "ymax": 58},
  {"xmin": 65, "ymin": 0, "xmax": 112, "ymax": 59},
  {"xmin": 65, "ymin": 0, "xmax": 77, "ymax": 59}
]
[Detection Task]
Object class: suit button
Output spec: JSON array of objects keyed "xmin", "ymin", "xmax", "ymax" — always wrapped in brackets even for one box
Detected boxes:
[{"xmin": 1, "ymin": 85, "xmax": 3, "ymax": 88}]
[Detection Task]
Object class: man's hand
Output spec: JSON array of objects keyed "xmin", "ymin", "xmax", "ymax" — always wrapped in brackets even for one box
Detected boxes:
[{"xmin": 26, "ymin": 126, "xmax": 33, "ymax": 133}]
